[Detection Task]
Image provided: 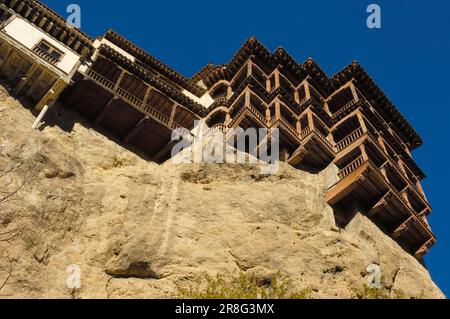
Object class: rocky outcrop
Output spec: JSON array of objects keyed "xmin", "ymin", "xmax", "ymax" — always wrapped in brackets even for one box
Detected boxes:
[{"xmin": 0, "ymin": 87, "xmax": 445, "ymax": 298}]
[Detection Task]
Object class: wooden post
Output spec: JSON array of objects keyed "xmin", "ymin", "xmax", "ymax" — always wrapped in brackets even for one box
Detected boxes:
[
  {"xmin": 114, "ymin": 70, "xmax": 126, "ymax": 91},
  {"xmin": 27, "ymin": 68, "xmax": 47, "ymax": 97},
  {"xmin": 0, "ymin": 47, "xmax": 13, "ymax": 73},
  {"xmin": 307, "ymin": 111, "xmax": 314, "ymax": 130},
  {"xmin": 397, "ymin": 159, "xmax": 409, "ymax": 177},
  {"xmin": 380, "ymin": 165, "xmax": 388, "ymax": 179},
  {"xmin": 275, "ymin": 100, "xmax": 281, "ymax": 120},
  {"xmin": 294, "ymin": 89, "xmax": 300, "ymax": 103},
  {"xmin": 378, "ymin": 136, "xmax": 387, "ymax": 153},
  {"xmin": 168, "ymin": 103, "xmax": 178, "ymax": 128},
  {"xmin": 357, "ymin": 111, "xmax": 368, "ymax": 133},
  {"xmin": 266, "ymin": 78, "xmax": 271, "ymax": 92},
  {"xmin": 296, "ymin": 121, "xmax": 302, "ymax": 134},
  {"xmin": 225, "ymin": 113, "xmax": 231, "ymax": 127},
  {"xmin": 123, "ymin": 117, "xmax": 148, "ymax": 144},
  {"xmin": 35, "ymin": 79, "xmax": 66, "ymax": 111},
  {"xmin": 304, "ymin": 83, "xmax": 311, "ymax": 100},
  {"xmin": 324, "ymin": 102, "xmax": 331, "ymax": 115},
  {"xmin": 227, "ymin": 86, "xmax": 233, "ymax": 99},
  {"xmin": 350, "ymin": 82, "xmax": 360, "ymax": 102},
  {"xmin": 142, "ymin": 85, "xmax": 152, "ymax": 106},
  {"xmin": 265, "ymin": 108, "xmax": 271, "ymax": 125},
  {"xmin": 247, "ymin": 61, "xmax": 253, "ymax": 77},
  {"xmin": 95, "ymin": 97, "xmax": 118, "ymax": 125},
  {"xmin": 274, "ymin": 70, "xmax": 280, "ymax": 89},
  {"xmin": 245, "ymin": 89, "xmax": 251, "ymax": 107},
  {"xmin": 360, "ymin": 143, "xmax": 369, "ymax": 161},
  {"xmin": 327, "ymin": 132, "xmax": 335, "ymax": 145},
  {"xmin": 14, "ymin": 62, "xmax": 39, "ymax": 95}
]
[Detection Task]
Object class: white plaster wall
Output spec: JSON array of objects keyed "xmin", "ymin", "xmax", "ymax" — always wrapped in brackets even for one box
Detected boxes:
[
  {"xmin": 3, "ymin": 17, "xmax": 80, "ymax": 74},
  {"xmin": 93, "ymin": 38, "xmax": 136, "ymax": 62},
  {"xmin": 183, "ymin": 89, "xmax": 214, "ymax": 108}
]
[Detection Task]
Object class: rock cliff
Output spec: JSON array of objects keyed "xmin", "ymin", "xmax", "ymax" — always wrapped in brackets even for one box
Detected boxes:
[{"xmin": 0, "ymin": 87, "xmax": 444, "ymax": 298}]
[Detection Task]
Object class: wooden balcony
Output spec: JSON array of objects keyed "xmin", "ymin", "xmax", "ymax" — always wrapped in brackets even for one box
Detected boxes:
[
  {"xmin": 335, "ymin": 127, "xmax": 365, "ymax": 152},
  {"xmin": 32, "ymin": 46, "xmax": 59, "ymax": 65},
  {"xmin": 288, "ymin": 125, "xmax": 335, "ymax": 169},
  {"xmin": 327, "ymin": 154, "xmax": 435, "ymax": 259},
  {"xmin": 85, "ymin": 68, "xmax": 184, "ymax": 131},
  {"xmin": 332, "ymin": 126, "xmax": 430, "ymax": 215},
  {"xmin": 228, "ymin": 103, "xmax": 267, "ymax": 130}
]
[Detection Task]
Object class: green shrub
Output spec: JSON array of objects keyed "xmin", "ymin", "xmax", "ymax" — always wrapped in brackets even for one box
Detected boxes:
[
  {"xmin": 177, "ymin": 272, "xmax": 311, "ymax": 299},
  {"xmin": 353, "ymin": 286, "xmax": 410, "ymax": 299}
]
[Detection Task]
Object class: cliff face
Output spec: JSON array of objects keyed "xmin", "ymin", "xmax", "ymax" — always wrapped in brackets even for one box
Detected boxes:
[{"xmin": 0, "ymin": 87, "xmax": 445, "ymax": 299}]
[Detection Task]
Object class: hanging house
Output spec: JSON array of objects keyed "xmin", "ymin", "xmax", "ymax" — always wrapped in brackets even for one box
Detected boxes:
[
  {"xmin": 0, "ymin": 0, "xmax": 436, "ymax": 262},
  {"xmin": 197, "ymin": 37, "xmax": 435, "ymax": 261},
  {"xmin": 0, "ymin": 0, "xmax": 92, "ymax": 110}
]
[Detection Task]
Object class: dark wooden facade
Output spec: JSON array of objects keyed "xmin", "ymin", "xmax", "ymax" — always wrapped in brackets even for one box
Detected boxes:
[
  {"xmin": 0, "ymin": 1, "xmax": 436, "ymax": 261},
  {"xmin": 197, "ymin": 38, "xmax": 434, "ymax": 260}
]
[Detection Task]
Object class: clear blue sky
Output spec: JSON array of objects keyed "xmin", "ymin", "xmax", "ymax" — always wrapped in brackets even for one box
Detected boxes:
[{"xmin": 43, "ymin": 0, "xmax": 450, "ymax": 297}]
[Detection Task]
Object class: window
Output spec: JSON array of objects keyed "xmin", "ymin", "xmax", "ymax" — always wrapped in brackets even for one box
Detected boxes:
[{"xmin": 33, "ymin": 40, "xmax": 64, "ymax": 64}]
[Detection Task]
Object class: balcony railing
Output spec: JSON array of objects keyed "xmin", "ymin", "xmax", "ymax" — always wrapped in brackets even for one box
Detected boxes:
[
  {"xmin": 365, "ymin": 130, "xmax": 427, "ymax": 203},
  {"xmin": 298, "ymin": 126, "xmax": 334, "ymax": 151},
  {"xmin": 338, "ymin": 155, "xmax": 365, "ymax": 179},
  {"xmin": 85, "ymin": 68, "xmax": 183, "ymax": 130},
  {"xmin": 335, "ymin": 132, "xmax": 430, "ymax": 216},
  {"xmin": 298, "ymin": 96, "xmax": 311, "ymax": 108},
  {"xmin": 336, "ymin": 127, "xmax": 365, "ymax": 152},
  {"xmin": 247, "ymin": 104, "xmax": 267, "ymax": 125},
  {"xmin": 279, "ymin": 116, "xmax": 299, "ymax": 138},
  {"xmin": 228, "ymin": 104, "xmax": 247, "ymax": 128},
  {"xmin": 332, "ymin": 99, "xmax": 359, "ymax": 119},
  {"xmin": 203, "ymin": 123, "xmax": 226, "ymax": 139},
  {"xmin": 299, "ymin": 127, "xmax": 311, "ymax": 140},
  {"xmin": 33, "ymin": 47, "xmax": 59, "ymax": 65}
]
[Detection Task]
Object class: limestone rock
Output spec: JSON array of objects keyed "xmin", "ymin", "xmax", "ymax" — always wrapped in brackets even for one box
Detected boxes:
[{"xmin": 0, "ymin": 87, "xmax": 444, "ymax": 299}]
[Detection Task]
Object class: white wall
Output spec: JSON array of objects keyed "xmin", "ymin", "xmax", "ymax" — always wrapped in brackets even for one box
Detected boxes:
[
  {"xmin": 183, "ymin": 89, "xmax": 214, "ymax": 108},
  {"xmin": 93, "ymin": 38, "xmax": 136, "ymax": 62},
  {"xmin": 3, "ymin": 17, "xmax": 80, "ymax": 75}
]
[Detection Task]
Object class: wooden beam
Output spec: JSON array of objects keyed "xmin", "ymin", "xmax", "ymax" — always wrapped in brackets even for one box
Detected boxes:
[
  {"xmin": 114, "ymin": 69, "xmax": 126, "ymax": 91},
  {"xmin": 307, "ymin": 111, "xmax": 314, "ymax": 130},
  {"xmin": 247, "ymin": 61, "xmax": 253, "ymax": 77},
  {"xmin": 360, "ymin": 143, "xmax": 369, "ymax": 162},
  {"xmin": 95, "ymin": 97, "xmax": 118, "ymax": 126},
  {"xmin": 391, "ymin": 217, "xmax": 413, "ymax": 239},
  {"xmin": 14, "ymin": 62, "xmax": 39, "ymax": 95},
  {"xmin": 153, "ymin": 139, "xmax": 179, "ymax": 163},
  {"xmin": 274, "ymin": 70, "xmax": 280, "ymax": 89},
  {"xmin": 275, "ymin": 100, "xmax": 281, "ymax": 119},
  {"xmin": 64, "ymin": 79, "xmax": 87, "ymax": 109},
  {"xmin": 0, "ymin": 47, "xmax": 13, "ymax": 73},
  {"xmin": 245, "ymin": 89, "xmax": 251, "ymax": 107},
  {"xmin": 357, "ymin": 111, "xmax": 368, "ymax": 133},
  {"xmin": 26, "ymin": 68, "xmax": 47, "ymax": 97},
  {"xmin": 288, "ymin": 146, "xmax": 307, "ymax": 167},
  {"xmin": 304, "ymin": 82, "xmax": 311, "ymax": 100},
  {"xmin": 142, "ymin": 85, "xmax": 152, "ymax": 106},
  {"xmin": 123, "ymin": 116, "xmax": 149, "ymax": 145},
  {"xmin": 266, "ymin": 78, "xmax": 271, "ymax": 92},
  {"xmin": 168, "ymin": 104, "xmax": 178, "ymax": 128},
  {"xmin": 349, "ymin": 82, "xmax": 360, "ymax": 102},
  {"xmin": 35, "ymin": 78, "xmax": 66, "ymax": 111}
]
